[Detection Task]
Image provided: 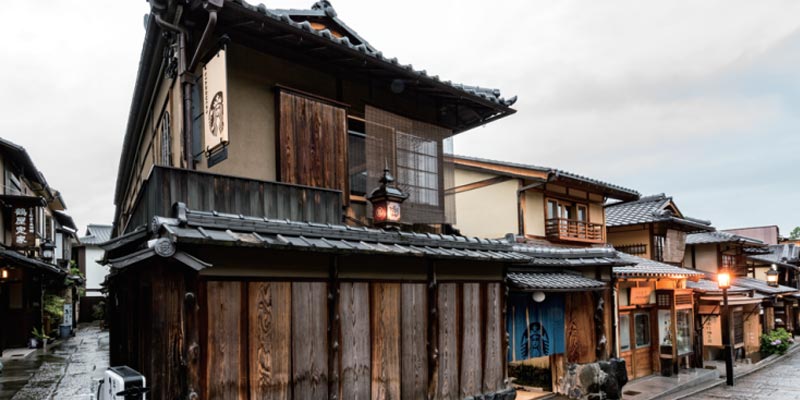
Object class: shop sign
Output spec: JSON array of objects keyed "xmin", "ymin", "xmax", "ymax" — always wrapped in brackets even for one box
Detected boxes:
[
  {"xmin": 630, "ymin": 287, "xmax": 653, "ymax": 305},
  {"xmin": 12, "ymin": 206, "xmax": 35, "ymax": 248},
  {"xmin": 202, "ymin": 47, "xmax": 229, "ymax": 153}
]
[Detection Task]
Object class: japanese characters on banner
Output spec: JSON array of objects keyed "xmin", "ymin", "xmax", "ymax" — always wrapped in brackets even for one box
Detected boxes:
[
  {"xmin": 202, "ymin": 47, "xmax": 229, "ymax": 154},
  {"xmin": 12, "ymin": 206, "xmax": 35, "ymax": 248}
]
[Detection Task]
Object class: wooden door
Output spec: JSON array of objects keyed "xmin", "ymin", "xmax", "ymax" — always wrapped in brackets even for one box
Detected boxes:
[{"xmin": 619, "ymin": 310, "xmax": 654, "ymax": 380}]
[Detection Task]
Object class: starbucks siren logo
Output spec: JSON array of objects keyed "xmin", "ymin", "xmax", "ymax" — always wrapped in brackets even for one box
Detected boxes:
[{"xmin": 209, "ymin": 91, "xmax": 224, "ymax": 137}]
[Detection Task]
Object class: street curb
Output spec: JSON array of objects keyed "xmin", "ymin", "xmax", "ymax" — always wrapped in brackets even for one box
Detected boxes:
[{"xmin": 666, "ymin": 342, "xmax": 800, "ymax": 400}]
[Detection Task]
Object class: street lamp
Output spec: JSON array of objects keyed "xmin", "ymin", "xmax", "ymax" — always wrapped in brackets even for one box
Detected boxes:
[
  {"xmin": 766, "ymin": 265, "xmax": 780, "ymax": 288},
  {"xmin": 717, "ymin": 267, "xmax": 734, "ymax": 386}
]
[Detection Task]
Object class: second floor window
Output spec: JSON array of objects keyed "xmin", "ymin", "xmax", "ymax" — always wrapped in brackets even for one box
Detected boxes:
[
  {"xmin": 160, "ymin": 111, "xmax": 172, "ymax": 166},
  {"xmin": 396, "ymin": 131, "xmax": 439, "ymax": 206},
  {"xmin": 546, "ymin": 198, "xmax": 588, "ymax": 222}
]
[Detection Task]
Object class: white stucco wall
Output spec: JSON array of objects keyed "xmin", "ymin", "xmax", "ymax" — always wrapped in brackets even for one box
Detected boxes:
[{"xmin": 85, "ymin": 246, "xmax": 108, "ymax": 294}]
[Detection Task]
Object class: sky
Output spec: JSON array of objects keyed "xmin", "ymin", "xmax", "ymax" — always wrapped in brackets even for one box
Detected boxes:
[{"xmin": 0, "ymin": 1, "xmax": 798, "ymax": 236}]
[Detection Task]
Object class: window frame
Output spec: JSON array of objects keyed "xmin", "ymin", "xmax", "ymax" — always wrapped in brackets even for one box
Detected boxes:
[{"xmin": 634, "ymin": 312, "xmax": 651, "ymax": 349}]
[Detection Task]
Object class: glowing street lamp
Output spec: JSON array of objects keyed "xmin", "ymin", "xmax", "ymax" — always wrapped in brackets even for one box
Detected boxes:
[
  {"xmin": 718, "ymin": 266, "xmax": 734, "ymax": 386},
  {"xmin": 766, "ymin": 264, "xmax": 780, "ymax": 288},
  {"xmin": 367, "ymin": 167, "xmax": 408, "ymax": 229}
]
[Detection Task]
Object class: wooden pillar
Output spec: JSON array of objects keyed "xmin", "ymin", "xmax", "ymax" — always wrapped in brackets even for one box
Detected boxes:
[
  {"xmin": 328, "ymin": 257, "xmax": 340, "ymax": 400},
  {"xmin": 183, "ymin": 271, "xmax": 201, "ymax": 400},
  {"xmin": 426, "ymin": 262, "xmax": 439, "ymax": 399}
]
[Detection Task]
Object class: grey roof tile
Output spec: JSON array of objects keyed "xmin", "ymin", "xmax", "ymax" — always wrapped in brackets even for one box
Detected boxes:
[
  {"xmin": 79, "ymin": 224, "xmax": 113, "ymax": 245},
  {"xmin": 747, "ymin": 244, "xmax": 800, "ymax": 267},
  {"xmin": 512, "ymin": 244, "xmax": 631, "ymax": 267},
  {"xmin": 686, "ymin": 231, "xmax": 765, "ymax": 246},
  {"xmin": 508, "ymin": 271, "xmax": 606, "ymax": 291},
  {"xmin": 606, "ymin": 194, "xmax": 713, "ymax": 230},
  {"xmin": 613, "ymin": 252, "xmax": 705, "ymax": 278},
  {"xmin": 732, "ymin": 276, "xmax": 797, "ymax": 295}
]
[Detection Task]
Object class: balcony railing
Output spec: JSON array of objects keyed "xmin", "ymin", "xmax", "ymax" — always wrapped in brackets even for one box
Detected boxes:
[
  {"xmin": 123, "ymin": 166, "xmax": 343, "ymax": 234},
  {"xmin": 545, "ymin": 218, "xmax": 604, "ymax": 243}
]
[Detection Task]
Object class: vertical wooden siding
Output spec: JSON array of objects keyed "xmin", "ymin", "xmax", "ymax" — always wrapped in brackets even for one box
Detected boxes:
[
  {"xmin": 124, "ymin": 166, "xmax": 342, "ymax": 233},
  {"xmin": 565, "ymin": 291, "xmax": 597, "ymax": 364},
  {"xmin": 278, "ymin": 91, "xmax": 349, "ymax": 203},
  {"xmin": 198, "ymin": 280, "xmax": 505, "ymax": 400}
]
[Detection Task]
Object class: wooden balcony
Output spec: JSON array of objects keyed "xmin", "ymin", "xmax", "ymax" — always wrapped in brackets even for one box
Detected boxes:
[
  {"xmin": 123, "ymin": 166, "xmax": 343, "ymax": 234},
  {"xmin": 545, "ymin": 218, "xmax": 605, "ymax": 244}
]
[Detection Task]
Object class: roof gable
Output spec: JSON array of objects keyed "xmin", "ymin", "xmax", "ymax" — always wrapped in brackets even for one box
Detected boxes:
[{"xmin": 606, "ymin": 193, "xmax": 713, "ymax": 231}]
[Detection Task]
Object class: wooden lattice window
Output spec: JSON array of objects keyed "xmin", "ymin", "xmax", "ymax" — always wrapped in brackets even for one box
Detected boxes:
[
  {"xmin": 616, "ymin": 244, "xmax": 647, "ymax": 256},
  {"xmin": 653, "ymin": 235, "xmax": 666, "ymax": 262}
]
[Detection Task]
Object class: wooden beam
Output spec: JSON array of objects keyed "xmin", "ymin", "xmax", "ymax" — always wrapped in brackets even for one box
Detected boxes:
[{"xmin": 446, "ymin": 176, "xmax": 511, "ymax": 195}]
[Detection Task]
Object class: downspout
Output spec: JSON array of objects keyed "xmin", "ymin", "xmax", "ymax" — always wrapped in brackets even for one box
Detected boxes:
[
  {"xmin": 516, "ymin": 172, "xmax": 556, "ymax": 236},
  {"xmin": 153, "ymin": 1, "xmax": 222, "ymax": 169}
]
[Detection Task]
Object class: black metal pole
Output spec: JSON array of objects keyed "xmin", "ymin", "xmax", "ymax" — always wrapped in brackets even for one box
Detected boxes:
[{"xmin": 721, "ymin": 287, "xmax": 734, "ymax": 386}]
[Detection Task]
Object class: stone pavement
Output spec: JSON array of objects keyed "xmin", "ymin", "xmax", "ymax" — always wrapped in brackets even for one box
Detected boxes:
[
  {"xmin": 690, "ymin": 348, "xmax": 800, "ymax": 400},
  {"xmin": 0, "ymin": 323, "xmax": 109, "ymax": 400}
]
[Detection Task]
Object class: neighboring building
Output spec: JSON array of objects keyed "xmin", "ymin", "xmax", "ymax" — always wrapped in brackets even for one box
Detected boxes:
[
  {"xmin": 723, "ymin": 225, "xmax": 780, "ymax": 245},
  {"xmin": 0, "ymin": 137, "xmax": 78, "ymax": 353},
  {"xmin": 106, "ymin": 1, "xmax": 525, "ymax": 399},
  {"xmin": 606, "ymin": 194, "xmax": 714, "ymax": 379},
  {"xmin": 75, "ymin": 224, "xmax": 111, "ymax": 322},
  {"xmin": 451, "ymin": 155, "xmax": 643, "ymax": 394}
]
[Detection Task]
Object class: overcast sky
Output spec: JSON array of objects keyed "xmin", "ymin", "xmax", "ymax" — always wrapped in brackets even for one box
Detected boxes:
[{"xmin": 0, "ymin": 1, "xmax": 798, "ymax": 236}]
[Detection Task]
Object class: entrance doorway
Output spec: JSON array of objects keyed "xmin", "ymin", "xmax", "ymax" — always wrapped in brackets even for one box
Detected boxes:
[{"xmin": 620, "ymin": 310, "xmax": 654, "ymax": 379}]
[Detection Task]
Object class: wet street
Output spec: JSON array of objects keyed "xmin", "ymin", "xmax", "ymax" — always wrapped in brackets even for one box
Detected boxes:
[
  {"xmin": 693, "ymin": 349, "xmax": 800, "ymax": 400},
  {"xmin": 0, "ymin": 323, "xmax": 108, "ymax": 400}
]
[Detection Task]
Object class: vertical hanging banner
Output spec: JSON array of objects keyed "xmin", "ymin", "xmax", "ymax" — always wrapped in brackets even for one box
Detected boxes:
[
  {"xmin": 12, "ymin": 206, "xmax": 35, "ymax": 248},
  {"xmin": 202, "ymin": 48, "xmax": 229, "ymax": 153}
]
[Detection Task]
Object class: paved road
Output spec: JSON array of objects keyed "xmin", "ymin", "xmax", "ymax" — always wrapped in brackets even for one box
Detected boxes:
[
  {"xmin": 692, "ymin": 349, "xmax": 800, "ymax": 400},
  {"xmin": 0, "ymin": 323, "xmax": 108, "ymax": 400}
]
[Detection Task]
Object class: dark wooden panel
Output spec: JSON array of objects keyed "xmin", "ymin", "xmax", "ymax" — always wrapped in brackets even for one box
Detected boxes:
[
  {"xmin": 339, "ymin": 282, "xmax": 371, "ymax": 400},
  {"xmin": 565, "ymin": 291, "xmax": 596, "ymax": 364},
  {"xmin": 249, "ymin": 282, "xmax": 292, "ymax": 400},
  {"xmin": 205, "ymin": 281, "xmax": 246, "ymax": 400},
  {"xmin": 400, "ymin": 284, "xmax": 427, "ymax": 400},
  {"xmin": 482, "ymin": 283, "xmax": 503, "ymax": 393},
  {"xmin": 123, "ymin": 166, "xmax": 342, "ymax": 233},
  {"xmin": 437, "ymin": 283, "xmax": 460, "ymax": 400},
  {"xmin": 278, "ymin": 91, "xmax": 349, "ymax": 204},
  {"xmin": 460, "ymin": 283, "xmax": 482, "ymax": 398},
  {"xmin": 371, "ymin": 283, "xmax": 401, "ymax": 400},
  {"xmin": 292, "ymin": 282, "xmax": 329, "ymax": 400}
]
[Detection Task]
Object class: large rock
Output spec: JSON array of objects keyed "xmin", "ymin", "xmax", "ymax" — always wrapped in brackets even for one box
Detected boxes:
[{"xmin": 560, "ymin": 358, "xmax": 628, "ymax": 400}]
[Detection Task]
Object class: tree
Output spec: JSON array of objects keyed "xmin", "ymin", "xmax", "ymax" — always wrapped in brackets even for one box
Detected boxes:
[{"xmin": 790, "ymin": 227, "xmax": 800, "ymax": 240}]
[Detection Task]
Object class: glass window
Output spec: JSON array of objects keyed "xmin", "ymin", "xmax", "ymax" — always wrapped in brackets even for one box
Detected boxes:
[
  {"xmin": 677, "ymin": 309, "xmax": 693, "ymax": 355},
  {"xmin": 547, "ymin": 200, "xmax": 558, "ymax": 219},
  {"xmin": 577, "ymin": 205, "xmax": 588, "ymax": 222},
  {"xmin": 348, "ymin": 118, "xmax": 367, "ymax": 196},
  {"xmin": 619, "ymin": 314, "xmax": 631, "ymax": 352},
  {"xmin": 396, "ymin": 131, "xmax": 439, "ymax": 206},
  {"xmin": 634, "ymin": 313, "xmax": 651, "ymax": 348},
  {"xmin": 160, "ymin": 111, "xmax": 172, "ymax": 166}
]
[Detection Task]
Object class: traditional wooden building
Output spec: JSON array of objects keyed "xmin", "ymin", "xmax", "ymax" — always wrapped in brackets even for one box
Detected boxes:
[
  {"xmin": 0, "ymin": 137, "xmax": 78, "ymax": 353},
  {"xmin": 612, "ymin": 253, "xmax": 704, "ymax": 379},
  {"xmin": 605, "ymin": 194, "xmax": 713, "ymax": 379},
  {"xmin": 107, "ymin": 1, "xmax": 524, "ymax": 399},
  {"xmin": 746, "ymin": 244, "xmax": 800, "ymax": 332},
  {"xmin": 449, "ymin": 155, "xmax": 638, "ymax": 395},
  {"xmin": 75, "ymin": 224, "xmax": 112, "ymax": 322}
]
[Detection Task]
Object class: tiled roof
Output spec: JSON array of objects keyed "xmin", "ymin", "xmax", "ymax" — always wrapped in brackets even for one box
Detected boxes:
[
  {"xmin": 747, "ymin": 244, "xmax": 800, "ymax": 267},
  {"xmin": 80, "ymin": 224, "xmax": 113, "ymax": 245},
  {"xmin": 512, "ymin": 244, "xmax": 632, "ymax": 267},
  {"xmin": 686, "ymin": 279, "xmax": 750, "ymax": 294},
  {"xmin": 232, "ymin": 1, "xmax": 516, "ymax": 108},
  {"xmin": 0, "ymin": 247, "xmax": 64, "ymax": 276},
  {"xmin": 146, "ymin": 205, "xmax": 529, "ymax": 263},
  {"xmin": 452, "ymin": 154, "xmax": 639, "ymax": 200},
  {"xmin": 605, "ymin": 194, "xmax": 713, "ymax": 230},
  {"xmin": 686, "ymin": 231, "xmax": 765, "ymax": 246},
  {"xmin": 508, "ymin": 271, "xmax": 606, "ymax": 291},
  {"xmin": 613, "ymin": 252, "xmax": 705, "ymax": 279},
  {"xmin": 733, "ymin": 276, "xmax": 797, "ymax": 295}
]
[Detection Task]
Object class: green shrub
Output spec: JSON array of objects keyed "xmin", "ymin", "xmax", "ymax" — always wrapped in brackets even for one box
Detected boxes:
[
  {"xmin": 92, "ymin": 301, "xmax": 106, "ymax": 321},
  {"xmin": 508, "ymin": 363, "xmax": 552, "ymax": 391},
  {"xmin": 43, "ymin": 295, "xmax": 64, "ymax": 323},
  {"xmin": 761, "ymin": 328, "xmax": 795, "ymax": 355}
]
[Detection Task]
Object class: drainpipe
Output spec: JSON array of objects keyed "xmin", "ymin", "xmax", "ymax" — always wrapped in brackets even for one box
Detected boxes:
[
  {"xmin": 516, "ymin": 172, "xmax": 557, "ymax": 236},
  {"xmin": 152, "ymin": 0, "xmax": 222, "ymax": 169}
]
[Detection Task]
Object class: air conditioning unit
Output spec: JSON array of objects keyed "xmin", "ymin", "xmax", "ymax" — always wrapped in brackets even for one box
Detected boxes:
[{"xmin": 98, "ymin": 366, "xmax": 147, "ymax": 400}]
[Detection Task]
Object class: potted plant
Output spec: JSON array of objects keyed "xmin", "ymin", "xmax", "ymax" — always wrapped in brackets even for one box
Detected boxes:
[
  {"xmin": 30, "ymin": 327, "xmax": 50, "ymax": 349},
  {"xmin": 93, "ymin": 301, "xmax": 106, "ymax": 329}
]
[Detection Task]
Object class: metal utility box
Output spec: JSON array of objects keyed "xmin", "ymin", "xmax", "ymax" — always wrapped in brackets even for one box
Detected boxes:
[{"xmin": 99, "ymin": 366, "xmax": 147, "ymax": 400}]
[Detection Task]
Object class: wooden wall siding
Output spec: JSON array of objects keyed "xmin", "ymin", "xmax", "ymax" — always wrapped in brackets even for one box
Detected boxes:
[
  {"xmin": 291, "ymin": 282, "xmax": 329, "ymax": 399},
  {"xmin": 278, "ymin": 91, "xmax": 349, "ymax": 203},
  {"xmin": 339, "ymin": 282, "xmax": 371, "ymax": 400},
  {"xmin": 205, "ymin": 281, "xmax": 247, "ymax": 400},
  {"xmin": 483, "ymin": 283, "xmax": 504, "ymax": 393},
  {"xmin": 149, "ymin": 266, "xmax": 185, "ymax": 400},
  {"xmin": 124, "ymin": 166, "xmax": 342, "ymax": 234},
  {"xmin": 400, "ymin": 284, "xmax": 428, "ymax": 400},
  {"xmin": 565, "ymin": 291, "xmax": 597, "ymax": 364},
  {"xmin": 371, "ymin": 283, "xmax": 402, "ymax": 400},
  {"xmin": 436, "ymin": 283, "xmax": 460, "ymax": 400},
  {"xmin": 248, "ymin": 282, "xmax": 292, "ymax": 400},
  {"xmin": 460, "ymin": 283, "xmax": 483, "ymax": 398}
]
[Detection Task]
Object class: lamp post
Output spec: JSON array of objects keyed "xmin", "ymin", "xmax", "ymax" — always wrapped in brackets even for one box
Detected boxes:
[
  {"xmin": 766, "ymin": 264, "xmax": 780, "ymax": 288},
  {"xmin": 717, "ymin": 267, "xmax": 734, "ymax": 386}
]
